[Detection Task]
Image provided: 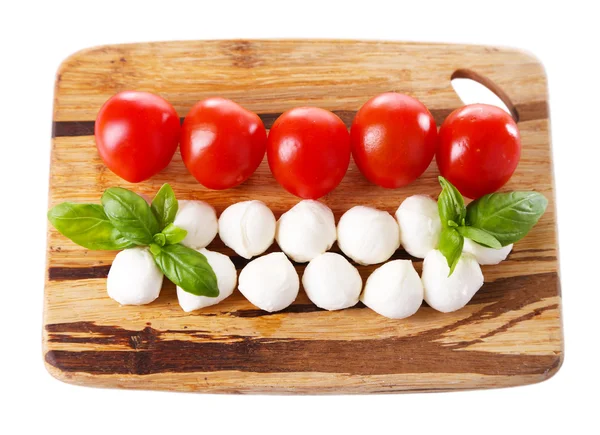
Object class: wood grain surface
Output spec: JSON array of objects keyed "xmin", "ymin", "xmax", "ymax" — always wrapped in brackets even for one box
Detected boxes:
[{"xmin": 43, "ymin": 40, "xmax": 562, "ymax": 394}]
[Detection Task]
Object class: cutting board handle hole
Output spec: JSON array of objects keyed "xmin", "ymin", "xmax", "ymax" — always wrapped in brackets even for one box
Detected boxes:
[{"xmin": 451, "ymin": 69, "xmax": 519, "ymax": 121}]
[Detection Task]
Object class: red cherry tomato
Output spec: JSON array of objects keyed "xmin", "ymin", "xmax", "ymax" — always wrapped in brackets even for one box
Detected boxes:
[
  {"xmin": 180, "ymin": 98, "xmax": 267, "ymax": 190},
  {"xmin": 350, "ymin": 92, "xmax": 438, "ymax": 188},
  {"xmin": 95, "ymin": 91, "xmax": 180, "ymax": 183},
  {"xmin": 267, "ymin": 107, "xmax": 351, "ymax": 199},
  {"xmin": 437, "ymin": 104, "xmax": 521, "ymax": 199}
]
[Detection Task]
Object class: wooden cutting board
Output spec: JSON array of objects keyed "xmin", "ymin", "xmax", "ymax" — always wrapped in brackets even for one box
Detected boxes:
[{"xmin": 44, "ymin": 40, "xmax": 562, "ymax": 394}]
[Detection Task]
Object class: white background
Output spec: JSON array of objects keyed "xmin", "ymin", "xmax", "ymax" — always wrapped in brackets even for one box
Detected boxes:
[{"xmin": 1, "ymin": 1, "xmax": 598, "ymax": 433}]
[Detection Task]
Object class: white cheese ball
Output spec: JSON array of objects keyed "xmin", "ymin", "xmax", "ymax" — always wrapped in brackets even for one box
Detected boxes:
[
  {"xmin": 422, "ymin": 250, "xmax": 484, "ymax": 313},
  {"xmin": 177, "ymin": 248, "xmax": 237, "ymax": 312},
  {"xmin": 219, "ymin": 200, "xmax": 276, "ymax": 259},
  {"xmin": 238, "ymin": 252, "xmax": 299, "ymax": 312},
  {"xmin": 173, "ymin": 200, "xmax": 218, "ymax": 249},
  {"xmin": 360, "ymin": 260, "xmax": 423, "ymax": 319},
  {"xmin": 302, "ymin": 253, "xmax": 362, "ymax": 310},
  {"xmin": 395, "ymin": 195, "xmax": 441, "ymax": 258},
  {"xmin": 107, "ymin": 247, "xmax": 164, "ymax": 305},
  {"xmin": 337, "ymin": 206, "xmax": 400, "ymax": 265},
  {"xmin": 463, "ymin": 238, "xmax": 513, "ymax": 265},
  {"xmin": 276, "ymin": 200, "xmax": 337, "ymax": 263}
]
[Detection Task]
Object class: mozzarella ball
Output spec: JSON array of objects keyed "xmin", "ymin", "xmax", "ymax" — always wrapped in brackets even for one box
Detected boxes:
[
  {"xmin": 337, "ymin": 206, "xmax": 400, "ymax": 265},
  {"xmin": 177, "ymin": 248, "xmax": 237, "ymax": 312},
  {"xmin": 173, "ymin": 200, "xmax": 218, "ymax": 249},
  {"xmin": 302, "ymin": 253, "xmax": 362, "ymax": 310},
  {"xmin": 238, "ymin": 252, "xmax": 299, "ymax": 312},
  {"xmin": 218, "ymin": 200, "xmax": 276, "ymax": 259},
  {"xmin": 422, "ymin": 250, "xmax": 484, "ymax": 313},
  {"xmin": 276, "ymin": 200, "xmax": 337, "ymax": 263},
  {"xmin": 463, "ymin": 238, "xmax": 513, "ymax": 265},
  {"xmin": 360, "ymin": 260, "xmax": 423, "ymax": 319},
  {"xmin": 395, "ymin": 195, "xmax": 441, "ymax": 258},
  {"xmin": 107, "ymin": 247, "xmax": 164, "ymax": 305}
]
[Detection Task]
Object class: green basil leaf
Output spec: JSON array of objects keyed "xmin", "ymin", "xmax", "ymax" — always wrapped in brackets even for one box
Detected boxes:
[
  {"xmin": 437, "ymin": 176, "xmax": 466, "ymax": 228},
  {"xmin": 466, "ymin": 191, "xmax": 548, "ymax": 246},
  {"xmin": 153, "ymin": 233, "xmax": 166, "ymax": 247},
  {"xmin": 101, "ymin": 187, "xmax": 159, "ymax": 245},
  {"xmin": 456, "ymin": 226, "xmax": 502, "ymax": 249},
  {"xmin": 438, "ymin": 227, "xmax": 464, "ymax": 276},
  {"xmin": 151, "ymin": 184, "xmax": 178, "ymax": 231},
  {"xmin": 161, "ymin": 224, "xmax": 188, "ymax": 245},
  {"xmin": 150, "ymin": 243, "xmax": 218, "ymax": 297},
  {"xmin": 48, "ymin": 203, "xmax": 134, "ymax": 250}
]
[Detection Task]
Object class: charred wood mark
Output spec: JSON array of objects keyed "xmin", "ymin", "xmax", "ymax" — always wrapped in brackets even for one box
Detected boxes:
[
  {"xmin": 48, "ymin": 265, "xmax": 111, "ymax": 280},
  {"xmin": 45, "ymin": 334, "xmax": 560, "ymax": 377},
  {"xmin": 52, "ymin": 120, "xmax": 95, "ymax": 138},
  {"xmin": 478, "ymin": 303, "xmax": 559, "ymax": 340},
  {"xmin": 447, "ymin": 303, "xmax": 559, "ymax": 349},
  {"xmin": 47, "ymin": 248, "xmax": 555, "ymax": 281},
  {"xmin": 229, "ymin": 301, "xmax": 366, "ymax": 318},
  {"xmin": 508, "ymin": 255, "xmax": 556, "ymax": 263},
  {"xmin": 51, "ymin": 100, "xmax": 548, "ymax": 138},
  {"xmin": 45, "ymin": 273, "xmax": 560, "ymax": 376}
]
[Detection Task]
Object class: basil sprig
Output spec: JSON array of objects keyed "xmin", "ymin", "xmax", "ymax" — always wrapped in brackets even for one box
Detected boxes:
[
  {"xmin": 436, "ymin": 176, "xmax": 548, "ymax": 276},
  {"xmin": 47, "ymin": 183, "xmax": 218, "ymax": 297}
]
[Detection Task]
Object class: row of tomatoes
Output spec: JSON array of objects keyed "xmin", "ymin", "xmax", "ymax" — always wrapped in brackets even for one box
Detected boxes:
[{"xmin": 95, "ymin": 91, "xmax": 521, "ymax": 199}]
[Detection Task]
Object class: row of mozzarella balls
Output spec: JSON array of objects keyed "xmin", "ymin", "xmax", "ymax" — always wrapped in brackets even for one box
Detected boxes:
[{"xmin": 108, "ymin": 197, "xmax": 513, "ymax": 318}]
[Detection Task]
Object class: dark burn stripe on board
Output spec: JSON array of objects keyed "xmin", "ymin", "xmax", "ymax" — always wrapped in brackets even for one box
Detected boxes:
[
  {"xmin": 47, "ymin": 249, "xmax": 414, "ymax": 281},
  {"xmin": 45, "ymin": 272, "xmax": 561, "ymax": 376},
  {"xmin": 52, "ymin": 120, "xmax": 95, "ymax": 138},
  {"xmin": 51, "ymin": 112, "xmax": 356, "ymax": 138},
  {"xmin": 48, "ymin": 264, "xmax": 111, "ymax": 280},
  {"xmin": 51, "ymin": 101, "xmax": 549, "ymax": 138},
  {"xmin": 45, "ymin": 339, "xmax": 560, "ymax": 377},
  {"xmin": 229, "ymin": 301, "xmax": 367, "ymax": 318},
  {"xmin": 46, "ymin": 248, "xmax": 556, "ymax": 282}
]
